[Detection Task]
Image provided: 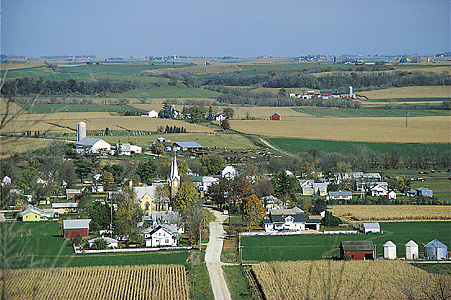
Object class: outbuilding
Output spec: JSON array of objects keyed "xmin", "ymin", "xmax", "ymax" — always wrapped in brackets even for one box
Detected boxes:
[
  {"xmin": 405, "ymin": 240, "xmax": 419, "ymax": 260},
  {"xmin": 340, "ymin": 240, "xmax": 375, "ymax": 260},
  {"xmin": 383, "ymin": 241, "xmax": 397, "ymax": 259},
  {"xmin": 270, "ymin": 113, "xmax": 281, "ymax": 121},
  {"xmin": 424, "ymin": 239, "xmax": 448, "ymax": 260},
  {"xmin": 362, "ymin": 222, "xmax": 380, "ymax": 233},
  {"xmin": 63, "ymin": 219, "xmax": 91, "ymax": 239},
  {"xmin": 416, "ymin": 187, "xmax": 433, "ymax": 198}
]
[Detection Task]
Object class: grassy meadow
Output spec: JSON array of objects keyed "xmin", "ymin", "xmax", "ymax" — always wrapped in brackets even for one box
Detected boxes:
[{"xmin": 240, "ymin": 222, "xmax": 450, "ymax": 261}]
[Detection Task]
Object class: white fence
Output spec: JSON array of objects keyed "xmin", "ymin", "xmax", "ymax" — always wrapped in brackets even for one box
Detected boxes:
[
  {"xmin": 74, "ymin": 246, "xmax": 192, "ymax": 254},
  {"xmin": 240, "ymin": 230, "xmax": 359, "ymax": 237}
]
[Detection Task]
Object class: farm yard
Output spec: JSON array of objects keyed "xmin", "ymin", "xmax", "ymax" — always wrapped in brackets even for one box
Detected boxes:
[
  {"xmin": 240, "ymin": 222, "xmax": 451, "ymax": 261},
  {"xmin": 251, "ymin": 260, "xmax": 450, "ymax": 300},
  {"xmin": 2, "ymin": 265, "xmax": 190, "ymax": 300}
]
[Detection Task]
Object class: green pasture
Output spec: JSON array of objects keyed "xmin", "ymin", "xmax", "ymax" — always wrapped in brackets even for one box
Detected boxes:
[
  {"xmin": 5, "ymin": 221, "xmax": 188, "ymax": 269},
  {"xmin": 267, "ymin": 137, "xmax": 450, "ymax": 156},
  {"xmin": 293, "ymin": 107, "xmax": 450, "ymax": 118},
  {"xmin": 240, "ymin": 222, "xmax": 451, "ymax": 262},
  {"xmin": 18, "ymin": 103, "xmax": 146, "ymax": 114},
  {"xmin": 2, "ymin": 67, "xmax": 94, "ymax": 81}
]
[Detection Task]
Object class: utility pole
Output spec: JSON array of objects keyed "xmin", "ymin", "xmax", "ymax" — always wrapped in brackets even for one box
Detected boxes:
[{"xmin": 405, "ymin": 110, "xmax": 409, "ymax": 127}]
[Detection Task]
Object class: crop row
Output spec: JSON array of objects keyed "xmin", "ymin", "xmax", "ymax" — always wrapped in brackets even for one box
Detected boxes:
[{"xmin": 2, "ymin": 264, "xmax": 189, "ymax": 300}]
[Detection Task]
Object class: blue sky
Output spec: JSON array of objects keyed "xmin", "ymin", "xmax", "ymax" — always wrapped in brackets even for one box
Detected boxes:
[{"xmin": 1, "ymin": 0, "xmax": 450, "ymax": 57}]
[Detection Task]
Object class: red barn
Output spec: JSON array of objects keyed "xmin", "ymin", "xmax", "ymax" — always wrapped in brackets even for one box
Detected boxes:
[
  {"xmin": 270, "ymin": 113, "xmax": 281, "ymax": 121},
  {"xmin": 63, "ymin": 219, "xmax": 91, "ymax": 239},
  {"xmin": 340, "ymin": 240, "xmax": 375, "ymax": 260}
]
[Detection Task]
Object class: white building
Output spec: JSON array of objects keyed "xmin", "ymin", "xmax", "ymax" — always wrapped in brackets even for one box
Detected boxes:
[
  {"xmin": 362, "ymin": 222, "xmax": 380, "ymax": 233},
  {"xmin": 388, "ymin": 190, "xmax": 397, "ymax": 200},
  {"xmin": 383, "ymin": 241, "xmax": 397, "ymax": 259},
  {"xmin": 405, "ymin": 240, "xmax": 419, "ymax": 260},
  {"xmin": 144, "ymin": 110, "xmax": 158, "ymax": 118},
  {"xmin": 117, "ymin": 143, "xmax": 142, "ymax": 155},
  {"xmin": 142, "ymin": 225, "xmax": 178, "ymax": 247},
  {"xmin": 201, "ymin": 176, "xmax": 220, "ymax": 192},
  {"xmin": 221, "ymin": 165, "xmax": 237, "ymax": 180},
  {"xmin": 76, "ymin": 138, "xmax": 111, "ymax": 154}
]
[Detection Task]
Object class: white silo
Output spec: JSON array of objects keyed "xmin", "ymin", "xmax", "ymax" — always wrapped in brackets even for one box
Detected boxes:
[
  {"xmin": 349, "ymin": 86, "xmax": 353, "ymax": 97},
  {"xmin": 405, "ymin": 240, "xmax": 418, "ymax": 260},
  {"xmin": 77, "ymin": 121, "xmax": 86, "ymax": 142},
  {"xmin": 383, "ymin": 241, "xmax": 397, "ymax": 259}
]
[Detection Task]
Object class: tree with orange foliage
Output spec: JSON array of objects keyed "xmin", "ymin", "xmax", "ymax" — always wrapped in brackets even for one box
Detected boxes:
[{"xmin": 242, "ymin": 194, "xmax": 265, "ymax": 231}]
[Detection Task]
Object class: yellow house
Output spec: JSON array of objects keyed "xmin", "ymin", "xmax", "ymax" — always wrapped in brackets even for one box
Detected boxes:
[
  {"xmin": 313, "ymin": 183, "xmax": 328, "ymax": 196},
  {"xmin": 134, "ymin": 184, "xmax": 169, "ymax": 213},
  {"xmin": 20, "ymin": 210, "xmax": 41, "ymax": 222}
]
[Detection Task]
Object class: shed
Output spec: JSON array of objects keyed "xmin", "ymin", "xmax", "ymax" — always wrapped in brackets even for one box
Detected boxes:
[
  {"xmin": 416, "ymin": 187, "xmax": 433, "ymax": 198},
  {"xmin": 63, "ymin": 219, "xmax": 91, "ymax": 239},
  {"xmin": 383, "ymin": 241, "xmax": 397, "ymax": 259},
  {"xmin": 405, "ymin": 240, "xmax": 419, "ymax": 260},
  {"xmin": 340, "ymin": 240, "xmax": 375, "ymax": 260},
  {"xmin": 362, "ymin": 222, "xmax": 380, "ymax": 233},
  {"xmin": 424, "ymin": 239, "xmax": 447, "ymax": 260},
  {"xmin": 270, "ymin": 113, "xmax": 281, "ymax": 121},
  {"xmin": 172, "ymin": 142, "xmax": 203, "ymax": 151}
]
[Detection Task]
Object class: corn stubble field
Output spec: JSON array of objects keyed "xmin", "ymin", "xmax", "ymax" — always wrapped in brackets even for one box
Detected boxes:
[
  {"xmin": 252, "ymin": 260, "xmax": 450, "ymax": 300},
  {"xmin": 3, "ymin": 265, "xmax": 189, "ymax": 300},
  {"xmin": 330, "ymin": 205, "xmax": 451, "ymax": 224}
]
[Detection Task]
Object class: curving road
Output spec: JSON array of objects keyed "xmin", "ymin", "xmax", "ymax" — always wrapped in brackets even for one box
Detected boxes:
[{"xmin": 205, "ymin": 209, "xmax": 232, "ymax": 300}]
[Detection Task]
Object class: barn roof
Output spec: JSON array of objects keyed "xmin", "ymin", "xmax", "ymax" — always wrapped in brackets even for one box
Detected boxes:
[
  {"xmin": 383, "ymin": 241, "xmax": 396, "ymax": 247},
  {"xmin": 425, "ymin": 239, "xmax": 447, "ymax": 249},
  {"xmin": 76, "ymin": 137, "xmax": 104, "ymax": 147},
  {"xmin": 362, "ymin": 223, "xmax": 380, "ymax": 230},
  {"xmin": 173, "ymin": 142, "xmax": 203, "ymax": 149},
  {"xmin": 63, "ymin": 219, "xmax": 91, "ymax": 230},
  {"xmin": 341, "ymin": 240, "xmax": 374, "ymax": 251}
]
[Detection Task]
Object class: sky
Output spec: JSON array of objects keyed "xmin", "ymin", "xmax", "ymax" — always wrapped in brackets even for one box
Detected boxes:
[{"xmin": 1, "ymin": 0, "xmax": 450, "ymax": 58}]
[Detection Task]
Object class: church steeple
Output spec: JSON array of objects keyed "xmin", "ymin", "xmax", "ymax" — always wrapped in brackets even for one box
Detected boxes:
[{"xmin": 169, "ymin": 155, "xmax": 180, "ymax": 197}]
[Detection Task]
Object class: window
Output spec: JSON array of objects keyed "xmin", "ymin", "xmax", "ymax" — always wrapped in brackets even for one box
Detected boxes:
[
  {"xmin": 165, "ymin": 239, "xmax": 169, "ymax": 244},
  {"xmin": 145, "ymin": 202, "xmax": 150, "ymax": 211}
]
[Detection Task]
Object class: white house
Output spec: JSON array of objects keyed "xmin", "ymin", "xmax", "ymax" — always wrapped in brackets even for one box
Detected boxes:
[
  {"xmin": 327, "ymin": 191, "xmax": 352, "ymax": 201},
  {"xmin": 362, "ymin": 222, "xmax": 380, "ymax": 233},
  {"xmin": 142, "ymin": 225, "xmax": 178, "ymax": 247},
  {"xmin": 88, "ymin": 237, "xmax": 119, "ymax": 249},
  {"xmin": 201, "ymin": 176, "xmax": 220, "ymax": 192},
  {"xmin": 145, "ymin": 209, "xmax": 184, "ymax": 234},
  {"xmin": 370, "ymin": 182, "xmax": 388, "ymax": 197},
  {"xmin": 405, "ymin": 240, "xmax": 419, "ymax": 260},
  {"xmin": 215, "ymin": 114, "xmax": 226, "ymax": 121},
  {"xmin": 388, "ymin": 190, "xmax": 397, "ymax": 200},
  {"xmin": 117, "ymin": 143, "xmax": 142, "ymax": 155},
  {"xmin": 144, "ymin": 110, "xmax": 158, "ymax": 118},
  {"xmin": 383, "ymin": 241, "xmax": 397, "ymax": 259},
  {"xmin": 76, "ymin": 137, "xmax": 111, "ymax": 154},
  {"xmin": 263, "ymin": 207, "xmax": 320, "ymax": 232},
  {"xmin": 221, "ymin": 165, "xmax": 237, "ymax": 180}
]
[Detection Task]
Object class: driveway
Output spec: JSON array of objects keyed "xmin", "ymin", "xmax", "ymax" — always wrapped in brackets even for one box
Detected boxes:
[{"xmin": 205, "ymin": 209, "xmax": 232, "ymax": 300}]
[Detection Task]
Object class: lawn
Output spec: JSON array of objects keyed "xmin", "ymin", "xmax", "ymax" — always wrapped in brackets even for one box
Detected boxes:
[
  {"xmin": 223, "ymin": 266, "xmax": 258, "ymax": 300},
  {"xmin": 240, "ymin": 222, "xmax": 451, "ymax": 262},
  {"xmin": 5, "ymin": 221, "xmax": 189, "ymax": 269},
  {"xmin": 267, "ymin": 137, "xmax": 451, "ymax": 156}
]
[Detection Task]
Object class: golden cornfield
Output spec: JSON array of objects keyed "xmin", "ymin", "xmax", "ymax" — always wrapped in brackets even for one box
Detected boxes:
[
  {"xmin": 230, "ymin": 116, "xmax": 451, "ymax": 144},
  {"xmin": 330, "ymin": 205, "xmax": 451, "ymax": 224},
  {"xmin": 252, "ymin": 260, "xmax": 450, "ymax": 300},
  {"xmin": 2, "ymin": 265, "xmax": 190, "ymax": 300},
  {"xmin": 358, "ymin": 86, "xmax": 451, "ymax": 100}
]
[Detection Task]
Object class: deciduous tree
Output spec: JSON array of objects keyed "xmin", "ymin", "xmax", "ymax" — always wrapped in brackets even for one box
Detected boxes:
[{"xmin": 242, "ymin": 194, "xmax": 265, "ymax": 230}]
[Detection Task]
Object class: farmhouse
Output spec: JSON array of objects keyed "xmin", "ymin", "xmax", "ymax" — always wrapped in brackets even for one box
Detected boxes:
[
  {"xmin": 370, "ymin": 182, "xmax": 388, "ymax": 197},
  {"xmin": 221, "ymin": 165, "xmax": 237, "ymax": 179},
  {"xmin": 270, "ymin": 113, "xmax": 281, "ymax": 121},
  {"xmin": 383, "ymin": 241, "xmax": 397, "ymax": 259},
  {"xmin": 340, "ymin": 240, "xmax": 375, "ymax": 260},
  {"xmin": 405, "ymin": 240, "xmax": 419, "ymax": 260},
  {"xmin": 20, "ymin": 206, "xmax": 53, "ymax": 221},
  {"xmin": 424, "ymin": 239, "xmax": 447, "ymax": 260},
  {"xmin": 88, "ymin": 237, "xmax": 119, "ymax": 249},
  {"xmin": 145, "ymin": 209, "xmax": 184, "ymax": 234},
  {"xmin": 63, "ymin": 219, "xmax": 91, "ymax": 238},
  {"xmin": 416, "ymin": 187, "xmax": 433, "ymax": 198},
  {"xmin": 263, "ymin": 207, "xmax": 321, "ymax": 232},
  {"xmin": 143, "ymin": 110, "xmax": 158, "ymax": 118},
  {"xmin": 362, "ymin": 222, "xmax": 380, "ymax": 233},
  {"xmin": 327, "ymin": 191, "xmax": 352, "ymax": 201},
  {"xmin": 52, "ymin": 202, "xmax": 78, "ymax": 214},
  {"xmin": 172, "ymin": 142, "xmax": 203, "ymax": 152},
  {"xmin": 117, "ymin": 143, "xmax": 142, "ymax": 155},
  {"xmin": 215, "ymin": 113, "xmax": 226, "ymax": 121},
  {"xmin": 201, "ymin": 176, "xmax": 220, "ymax": 192},
  {"xmin": 142, "ymin": 225, "xmax": 178, "ymax": 247},
  {"xmin": 76, "ymin": 137, "xmax": 111, "ymax": 154}
]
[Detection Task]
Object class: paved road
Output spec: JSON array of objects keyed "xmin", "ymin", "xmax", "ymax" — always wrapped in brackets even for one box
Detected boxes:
[{"xmin": 205, "ymin": 209, "xmax": 232, "ymax": 300}]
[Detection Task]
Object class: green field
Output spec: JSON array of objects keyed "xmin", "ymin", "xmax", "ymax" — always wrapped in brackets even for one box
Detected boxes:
[
  {"xmin": 19, "ymin": 103, "xmax": 146, "ymax": 114},
  {"xmin": 2, "ymin": 67, "xmax": 95, "ymax": 81},
  {"xmin": 240, "ymin": 222, "xmax": 451, "ymax": 262},
  {"xmin": 5, "ymin": 221, "xmax": 188, "ymax": 269},
  {"xmin": 268, "ymin": 137, "xmax": 451, "ymax": 156},
  {"xmin": 59, "ymin": 62, "xmax": 190, "ymax": 75},
  {"xmin": 293, "ymin": 107, "xmax": 450, "ymax": 118}
]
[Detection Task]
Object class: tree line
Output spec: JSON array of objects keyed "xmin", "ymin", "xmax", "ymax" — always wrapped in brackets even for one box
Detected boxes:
[{"xmin": 1, "ymin": 77, "xmax": 139, "ymax": 96}]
